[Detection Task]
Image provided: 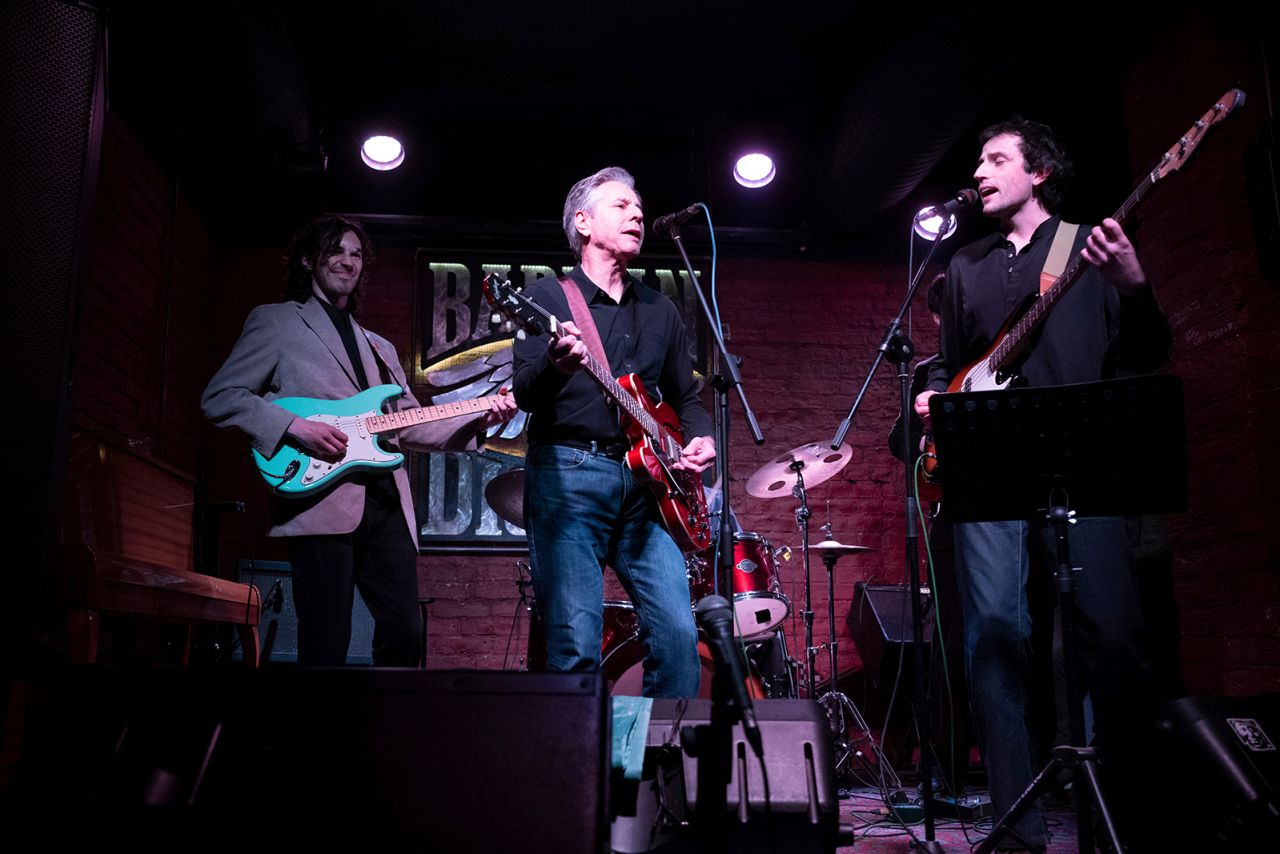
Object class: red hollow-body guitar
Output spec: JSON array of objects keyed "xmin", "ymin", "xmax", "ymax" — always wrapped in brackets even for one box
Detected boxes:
[{"xmin": 482, "ymin": 274, "xmax": 711, "ymax": 553}]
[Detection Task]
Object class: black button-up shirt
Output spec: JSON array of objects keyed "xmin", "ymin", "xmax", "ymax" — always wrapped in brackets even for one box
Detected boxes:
[
  {"xmin": 511, "ymin": 265, "xmax": 712, "ymax": 448},
  {"xmin": 927, "ymin": 216, "xmax": 1171, "ymax": 392}
]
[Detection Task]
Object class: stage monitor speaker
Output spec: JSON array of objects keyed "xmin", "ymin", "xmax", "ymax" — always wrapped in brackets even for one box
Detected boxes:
[
  {"xmin": 1142, "ymin": 694, "xmax": 1280, "ymax": 848},
  {"xmin": 5, "ymin": 667, "xmax": 608, "ymax": 851},
  {"xmin": 847, "ymin": 582, "xmax": 934, "ymax": 689},
  {"xmin": 236, "ymin": 558, "xmax": 375, "ymax": 663},
  {"xmin": 611, "ymin": 698, "xmax": 839, "ymax": 853}
]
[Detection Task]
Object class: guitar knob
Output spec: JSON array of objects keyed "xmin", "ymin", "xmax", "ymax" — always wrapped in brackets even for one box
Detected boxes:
[{"xmin": 489, "ymin": 312, "xmax": 502, "ymax": 324}]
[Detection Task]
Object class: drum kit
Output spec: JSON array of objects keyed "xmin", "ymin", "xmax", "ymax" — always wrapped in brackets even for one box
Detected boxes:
[{"xmin": 485, "ymin": 439, "xmax": 875, "ymax": 709}]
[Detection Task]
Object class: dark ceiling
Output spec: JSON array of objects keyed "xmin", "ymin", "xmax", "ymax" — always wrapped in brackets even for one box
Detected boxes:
[{"xmin": 105, "ymin": 1, "xmax": 1163, "ymax": 257}]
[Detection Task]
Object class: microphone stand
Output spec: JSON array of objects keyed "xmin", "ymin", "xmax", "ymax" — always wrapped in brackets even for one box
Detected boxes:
[
  {"xmin": 663, "ymin": 221, "xmax": 764, "ymax": 600},
  {"xmin": 830, "ymin": 217, "xmax": 953, "ymax": 853}
]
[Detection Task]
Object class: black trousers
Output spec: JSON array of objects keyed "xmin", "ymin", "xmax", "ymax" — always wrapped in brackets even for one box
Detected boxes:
[{"xmin": 287, "ymin": 484, "xmax": 422, "ymax": 666}]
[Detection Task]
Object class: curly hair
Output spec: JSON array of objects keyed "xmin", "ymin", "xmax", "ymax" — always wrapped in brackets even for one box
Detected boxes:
[
  {"xmin": 978, "ymin": 117, "xmax": 1074, "ymax": 214},
  {"xmin": 282, "ymin": 215, "xmax": 375, "ymax": 315}
]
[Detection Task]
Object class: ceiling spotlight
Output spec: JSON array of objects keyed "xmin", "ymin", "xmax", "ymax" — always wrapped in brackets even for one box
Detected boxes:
[
  {"xmin": 733, "ymin": 153, "xmax": 776, "ymax": 188},
  {"xmin": 913, "ymin": 210, "xmax": 959, "ymax": 241},
  {"xmin": 361, "ymin": 135, "xmax": 405, "ymax": 171}
]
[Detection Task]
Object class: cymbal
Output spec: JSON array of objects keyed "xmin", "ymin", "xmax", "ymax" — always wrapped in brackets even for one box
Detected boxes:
[
  {"xmin": 745, "ymin": 441, "xmax": 853, "ymax": 498},
  {"xmin": 811, "ymin": 539, "xmax": 875, "ymax": 562},
  {"xmin": 484, "ymin": 468, "xmax": 526, "ymax": 528}
]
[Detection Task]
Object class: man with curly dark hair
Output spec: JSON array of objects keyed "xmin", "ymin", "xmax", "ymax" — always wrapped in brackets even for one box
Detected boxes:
[
  {"xmin": 915, "ymin": 119, "xmax": 1171, "ymax": 850},
  {"xmin": 203, "ymin": 215, "xmax": 515, "ymax": 665}
]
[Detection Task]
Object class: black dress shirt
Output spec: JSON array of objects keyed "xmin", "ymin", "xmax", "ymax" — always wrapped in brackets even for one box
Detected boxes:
[
  {"xmin": 926, "ymin": 216, "xmax": 1172, "ymax": 393},
  {"xmin": 511, "ymin": 265, "xmax": 712, "ymax": 448}
]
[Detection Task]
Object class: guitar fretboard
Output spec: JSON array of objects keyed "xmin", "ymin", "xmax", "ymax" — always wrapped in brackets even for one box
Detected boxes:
[
  {"xmin": 365, "ymin": 396, "xmax": 497, "ymax": 434},
  {"xmin": 571, "ymin": 336, "xmax": 682, "ymax": 461}
]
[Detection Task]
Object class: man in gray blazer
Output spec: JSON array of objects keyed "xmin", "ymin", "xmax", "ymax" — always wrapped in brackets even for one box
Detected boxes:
[{"xmin": 203, "ymin": 216, "xmax": 515, "ymax": 665}]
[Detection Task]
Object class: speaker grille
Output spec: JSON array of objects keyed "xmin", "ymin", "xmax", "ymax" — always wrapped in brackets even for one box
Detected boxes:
[{"xmin": 0, "ymin": 0, "xmax": 105, "ymax": 643}]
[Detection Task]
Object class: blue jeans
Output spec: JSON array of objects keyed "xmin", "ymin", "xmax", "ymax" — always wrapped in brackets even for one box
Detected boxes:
[
  {"xmin": 523, "ymin": 443, "xmax": 700, "ymax": 698},
  {"xmin": 954, "ymin": 516, "xmax": 1150, "ymax": 848}
]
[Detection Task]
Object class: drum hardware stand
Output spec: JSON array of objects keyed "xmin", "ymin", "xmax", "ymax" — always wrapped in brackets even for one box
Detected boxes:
[
  {"xmin": 506, "ymin": 558, "xmax": 538, "ymax": 671},
  {"xmin": 790, "ymin": 459, "xmax": 819, "ymax": 702},
  {"xmin": 814, "ymin": 521, "xmax": 901, "ymax": 790}
]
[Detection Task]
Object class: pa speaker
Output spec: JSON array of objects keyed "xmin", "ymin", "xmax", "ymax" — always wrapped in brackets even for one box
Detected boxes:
[
  {"xmin": 5, "ymin": 667, "xmax": 609, "ymax": 851},
  {"xmin": 1142, "ymin": 694, "xmax": 1280, "ymax": 849}
]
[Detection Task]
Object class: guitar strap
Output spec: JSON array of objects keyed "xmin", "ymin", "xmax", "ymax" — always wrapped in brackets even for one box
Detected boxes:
[
  {"xmin": 558, "ymin": 277, "xmax": 612, "ymax": 372},
  {"xmin": 1039, "ymin": 220, "xmax": 1080, "ymax": 295}
]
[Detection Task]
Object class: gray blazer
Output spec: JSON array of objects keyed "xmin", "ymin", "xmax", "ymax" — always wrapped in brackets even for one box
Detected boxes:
[{"xmin": 202, "ymin": 296, "xmax": 482, "ymax": 539}]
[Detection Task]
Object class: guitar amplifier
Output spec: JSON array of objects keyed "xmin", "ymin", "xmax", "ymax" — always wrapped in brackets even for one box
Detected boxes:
[
  {"xmin": 235, "ymin": 559, "xmax": 375, "ymax": 664},
  {"xmin": 847, "ymin": 582, "xmax": 934, "ymax": 689}
]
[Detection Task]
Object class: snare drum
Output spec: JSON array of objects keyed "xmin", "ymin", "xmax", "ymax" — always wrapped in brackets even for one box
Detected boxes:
[{"xmin": 730, "ymin": 532, "xmax": 790, "ymax": 638}]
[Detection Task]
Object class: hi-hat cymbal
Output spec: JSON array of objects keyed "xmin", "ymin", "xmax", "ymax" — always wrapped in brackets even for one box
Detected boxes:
[
  {"xmin": 745, "ymin": 441, "xmax": 853, "ymax": 498},
  {"xmin": 484, "ymin": 468, "xmax": 526, "ymax": 528},
  {"xmin": 811, "ymin": 539, "xmax": 875, "ymax": 562}
]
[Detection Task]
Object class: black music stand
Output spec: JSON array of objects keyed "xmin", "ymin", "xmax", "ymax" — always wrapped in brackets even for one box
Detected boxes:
[{"xmin": 929, "ymin": 375, "xmax": 1187, "ymax": 854}]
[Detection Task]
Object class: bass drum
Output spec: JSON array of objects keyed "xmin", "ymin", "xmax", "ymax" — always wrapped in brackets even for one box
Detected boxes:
[{"xmin": 608, "ymin": 629, "xmax": 796, "ymax": 700}]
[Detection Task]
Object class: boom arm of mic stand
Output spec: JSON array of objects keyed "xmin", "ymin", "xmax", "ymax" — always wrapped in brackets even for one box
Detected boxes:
[
  {"xmin": 830, "ymin": 219, "xmax": 952, "ymax": 450},
  {"xmin": 667, "ymin": 224, "xmax": 764, "ymax": 446},
  {"xmin": 667, "ymin": 221, "xmax": 763, "ymax": 609}
]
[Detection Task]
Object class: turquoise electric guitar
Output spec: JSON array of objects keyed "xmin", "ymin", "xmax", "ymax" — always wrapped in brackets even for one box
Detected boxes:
[{"xmin": 252, "ymin": 384, "xmax": 501, "ymax": 496}]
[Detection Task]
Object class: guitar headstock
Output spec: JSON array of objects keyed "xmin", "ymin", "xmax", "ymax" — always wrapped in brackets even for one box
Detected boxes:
[
  {"xmin": 1152, "ymin": 88, "xmax": 1246, "ymax": 182},
  {"xmin": 481, "ymin": 274, "xmax": 551, "ymax": 338}
]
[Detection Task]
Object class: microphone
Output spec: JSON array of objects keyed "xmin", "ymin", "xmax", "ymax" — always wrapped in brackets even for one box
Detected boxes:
[
  {"xmin": 694, "ymin": 595, "xmax": 764, "ymax": 757},
  {"xmin": 652, "ymin": 203, "xmax": 705, "ymax": 237},
  {"xmin": 916, "ymin": 188, "xmax": 980, "ymax": 220}
]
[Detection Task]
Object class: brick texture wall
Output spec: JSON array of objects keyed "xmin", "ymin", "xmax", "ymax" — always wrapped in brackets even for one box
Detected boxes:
[
  {"xmin": 1121, "ymin": 12, "xmax": 1280, "ymax": 695},
  {"xmin": 82, "ymin": 10, "xmax": 1278, "ymax": 695}
]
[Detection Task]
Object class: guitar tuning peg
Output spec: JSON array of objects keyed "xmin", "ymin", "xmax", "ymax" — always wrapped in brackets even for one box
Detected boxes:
[{"xmin": 516, "ymin": 329, "xmax": 527, "ymax": 340}]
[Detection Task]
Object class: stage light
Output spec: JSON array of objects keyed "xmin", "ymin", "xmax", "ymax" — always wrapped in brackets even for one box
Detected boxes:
[
  {"xmin": 733, "ymin": 153, "xmax": 775, "ymax": 188},
  {"xmin": 361, "ymin": 135, "xmax": 405, "ymax": 171},
  {"xmin": 913, "ymin": 209, "xmax": 959, "ymax": 241}
]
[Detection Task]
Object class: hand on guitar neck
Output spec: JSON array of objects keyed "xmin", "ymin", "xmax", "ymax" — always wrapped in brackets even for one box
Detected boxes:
[
  {"xmin": 1081, "ymin": 218, "xmax": 1147, "ymax": 293},
  {"xmin": 548, "ymin": 320, "xmax": 592, "ymax": 374}
]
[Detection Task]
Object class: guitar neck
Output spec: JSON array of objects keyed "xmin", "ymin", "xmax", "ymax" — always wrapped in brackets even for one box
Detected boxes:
[
  {"xmin": 990, "ymin": 174, "xmax": 1154, "ymax": 372},
  {"xmin": 365, "ymin": 395, "xmax": 498, "ymax": 434},
  {"xmin": 550, "ymin": 325, "xmax": 682, "ymax": 460}
]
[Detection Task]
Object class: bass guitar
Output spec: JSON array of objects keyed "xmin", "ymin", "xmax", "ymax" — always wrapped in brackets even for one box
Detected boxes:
[{"xmin": 922, "ymin": 87, "xmax": 1246, "ymax": 485}]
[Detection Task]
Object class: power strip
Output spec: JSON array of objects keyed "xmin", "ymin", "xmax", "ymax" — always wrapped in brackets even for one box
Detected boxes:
[{"xmin": 932, "ymin": 792, "xmax": 994, "ymax": 821}]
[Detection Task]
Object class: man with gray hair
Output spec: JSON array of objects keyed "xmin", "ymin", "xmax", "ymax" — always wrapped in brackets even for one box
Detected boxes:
[{"xmin": 512, "ymin": 166, "xmax": 715, "ymax": 697}]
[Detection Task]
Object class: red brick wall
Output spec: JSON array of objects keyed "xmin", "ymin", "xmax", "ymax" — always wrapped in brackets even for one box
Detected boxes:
[
  {"xmin": 361, "ymin": 255, "xmax": 928, "ymax": 675},
  {"xmin": 1122, "ymin": 13, "xmax": 1280, "ymax": 695},
  {"xmin": 84, "ymin": 12, "xmax": 1278, "ymax": 695},
  {"xmin": 75, "ymin": 114, "xmax": 212, "ymax": 474}
]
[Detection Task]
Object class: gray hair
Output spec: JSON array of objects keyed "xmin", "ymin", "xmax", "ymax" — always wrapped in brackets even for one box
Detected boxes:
[{"xmin": 562, "ymin": 166, "xmax": 637, "ymax": 258}]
